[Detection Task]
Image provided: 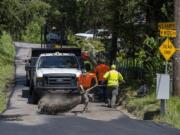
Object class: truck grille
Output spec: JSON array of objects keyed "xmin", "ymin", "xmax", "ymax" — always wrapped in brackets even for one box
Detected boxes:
[{"xmin": 43, "ymin": 74, "xmax": 77, "ymax": 88}]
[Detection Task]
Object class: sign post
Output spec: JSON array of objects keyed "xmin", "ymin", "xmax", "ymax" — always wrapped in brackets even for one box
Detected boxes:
[
  {"xmin": 158, "ymin": 22, "xmax": 176, "ymax": 116},
  {"xmin": 159, "ymin": 38, "xmax": 176, "ymax": 115}
]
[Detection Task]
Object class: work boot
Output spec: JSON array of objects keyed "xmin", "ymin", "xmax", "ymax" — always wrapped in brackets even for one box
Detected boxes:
[{"xmin": 107, "ymin": 99, "xmax": 111, "ymax": 108}]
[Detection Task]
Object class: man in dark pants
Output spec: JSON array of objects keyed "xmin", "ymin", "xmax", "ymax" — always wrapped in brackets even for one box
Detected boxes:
[{"xmin": 103, "ymin": 64, "xmax": 124, "ymax": 108}]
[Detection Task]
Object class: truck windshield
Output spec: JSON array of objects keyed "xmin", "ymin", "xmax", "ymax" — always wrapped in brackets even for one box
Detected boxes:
[{"xmin": 38, "ymin": 56, "xmax": 79, "ymax": 69}]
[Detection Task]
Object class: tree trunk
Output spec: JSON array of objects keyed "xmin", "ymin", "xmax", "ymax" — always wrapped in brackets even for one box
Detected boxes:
[
  {"xmin": 174, "ymin": 0, "xmax": 180, "ymax": 96},
  {"xmin": 110, "ymin": 0, "xmax": 119, "ymax": 65}
]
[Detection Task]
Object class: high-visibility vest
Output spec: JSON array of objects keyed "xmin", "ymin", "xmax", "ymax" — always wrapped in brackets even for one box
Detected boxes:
[{"xmin": 103, "ymin": 70, "xmax": 123, "ymax": 86}]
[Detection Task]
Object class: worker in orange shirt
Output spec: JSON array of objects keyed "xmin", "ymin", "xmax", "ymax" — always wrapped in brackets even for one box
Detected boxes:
[{"xmin": 94, "ymin": 59, "xmax": 110, "ymax": 102}]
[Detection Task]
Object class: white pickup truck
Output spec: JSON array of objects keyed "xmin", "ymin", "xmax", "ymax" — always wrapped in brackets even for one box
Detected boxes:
[
  {"xmin": 34, "ymin": 52, "xmax": 82, "ymax": 90},
  {"xmin": 30, "ymin": 52, "xmax": 82, "ymax": 103},
  {"xmin": 25, "ymin": 48, "xmax": 97, "ymax": 104},
  {"xmin": 31, "ymin": 52, "xmax": 82, "ymax": 103}
]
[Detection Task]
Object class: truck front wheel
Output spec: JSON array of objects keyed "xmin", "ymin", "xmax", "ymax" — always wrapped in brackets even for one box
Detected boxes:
[{"xmin": 28, "ymin": 83, "xmax": 39, "ymax": 104}]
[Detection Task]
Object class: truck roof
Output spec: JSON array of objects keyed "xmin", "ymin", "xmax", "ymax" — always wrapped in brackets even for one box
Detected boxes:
[{"xmin": 40, "ymin": 52, "xmax": 76, "ymax": 57}]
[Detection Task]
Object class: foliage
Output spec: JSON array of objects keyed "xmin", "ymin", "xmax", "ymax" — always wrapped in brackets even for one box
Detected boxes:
[
  {"xmin": 22, "ymin": 19, "xmax": 43, "ymax": 43},
  {"xmin": 0, "ymin": 32, "xmax": 15, "ymax": 64},
  {"xmin": 0, "ymin": 0, "xmax": 50, "ymax": 40},
  {"xmin": 0, "ymin": 0, "xmax": 174, "ymax": 42},
  {"xmin": 134, "ymin": 36, "xmax": 164, "ymax": 83},
  {"xmin": 0, "ymin": 32, "xmax": 15, "ymax": 112},
  {"xmin": 68, "ymin": 33, "xmax": 105, "ymax": 52}
]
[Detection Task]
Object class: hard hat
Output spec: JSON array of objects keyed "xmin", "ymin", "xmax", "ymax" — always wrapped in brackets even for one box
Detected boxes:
[{"xmin": 111, "ymin": 64, "xmax": 116, "ymax": 69}]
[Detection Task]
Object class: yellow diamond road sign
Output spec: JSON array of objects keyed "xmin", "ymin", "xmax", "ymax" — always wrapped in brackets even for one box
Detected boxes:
[{"xmin": 159, "ymin": 38, "xmax": 176, "ymax": 61}]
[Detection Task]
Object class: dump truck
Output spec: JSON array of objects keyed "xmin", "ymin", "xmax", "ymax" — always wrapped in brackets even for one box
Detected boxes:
[{"xmin": 25, "ymin": 48, "xmax": 97, "ymax": 104}]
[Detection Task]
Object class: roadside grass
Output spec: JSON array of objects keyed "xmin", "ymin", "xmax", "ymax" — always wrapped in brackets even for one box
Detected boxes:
[
  {"xmin": 122, "ymin": 86, "xmax": 180, "ymax": 129},
  {"xmin": 156, "ymin": 97, "xmax": 180, "ymax": 129},
  {"xmin": 0, "ymin": 32, "xmax": 15, "ymax": 112}
]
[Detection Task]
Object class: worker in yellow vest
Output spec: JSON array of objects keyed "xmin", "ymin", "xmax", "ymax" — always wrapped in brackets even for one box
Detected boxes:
[{"xmin": 103, "ymin": 64, "xmax": 124, "ymax": 108}]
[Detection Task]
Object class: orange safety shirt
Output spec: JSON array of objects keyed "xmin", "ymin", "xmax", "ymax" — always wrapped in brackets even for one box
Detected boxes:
[
  {"xmin": 94, "ymin": 64, "xmax": 110, "ymax": 82},
  {"xmin": 78, "ymin": 72, "xmax": 97, "ymax": 90}
]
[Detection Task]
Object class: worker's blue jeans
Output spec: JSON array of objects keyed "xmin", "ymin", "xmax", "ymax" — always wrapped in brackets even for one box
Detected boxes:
[{"xmin": 106, "ymin": 86, "xmax": 118, "ymax": 108}]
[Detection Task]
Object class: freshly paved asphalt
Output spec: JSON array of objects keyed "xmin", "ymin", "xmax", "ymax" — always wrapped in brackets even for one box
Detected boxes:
[{"xmin": 0, "ymin": 42, "xmax": 179, "ymax": 135}]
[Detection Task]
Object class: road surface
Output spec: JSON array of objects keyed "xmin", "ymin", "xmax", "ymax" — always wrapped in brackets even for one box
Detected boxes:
[{"xmin": 0, "ymin": 42, "xmax": 179, "ymax": 135}]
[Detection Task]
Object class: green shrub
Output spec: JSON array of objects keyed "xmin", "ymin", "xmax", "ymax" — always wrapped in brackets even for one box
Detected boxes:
[
  {"xmin": 22, "ymin": 20, "xmax": 42, "ymax": 43},
  {"xmin": 0, "ymin": 32, "xmax": 15, "ymax": 112}
]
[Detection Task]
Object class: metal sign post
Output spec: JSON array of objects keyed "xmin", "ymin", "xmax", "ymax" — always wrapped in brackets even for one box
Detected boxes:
[
  {"xmin": 161, "ymin": 61, "xmax": 168, "ymax": 116},
  {"xmin": 160, "ymin": 99, "xmax": 166, "ymax": 116},
  {"xmin": 158, "ymin": 22, "xmax": 177, "ymax": 116}
]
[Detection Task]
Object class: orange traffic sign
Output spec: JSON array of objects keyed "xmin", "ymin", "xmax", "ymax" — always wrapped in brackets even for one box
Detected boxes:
[
  {"xmin": 159, "ymin": 38, "xmax": 176, "ymax": 61},
  {"xmin": 160, "ymin": 29, "xmax": 176, "ymax": 37}
]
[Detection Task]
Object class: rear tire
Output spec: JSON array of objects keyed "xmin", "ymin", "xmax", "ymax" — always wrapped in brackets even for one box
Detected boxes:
[
  {"xmin": 28, "ymin": 83, "xmax": 39, "ymax": 104},
  {"xmin": 28, "ymin": 91, "xmax": 39, "ymax": 104}
]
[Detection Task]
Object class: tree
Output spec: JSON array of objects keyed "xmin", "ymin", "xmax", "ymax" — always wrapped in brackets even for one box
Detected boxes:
[
  {"xmin": 174, "ymin": 0, "xmax": 180, "ymax": 96},
  {"xmin": 109, "ymin": 0, "xmax": 120, "ymax": 64}
]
